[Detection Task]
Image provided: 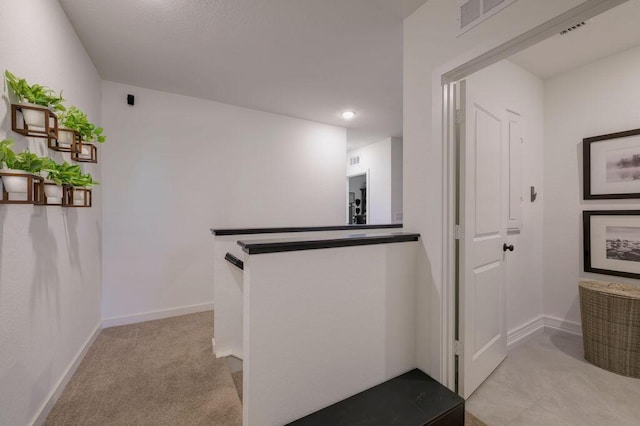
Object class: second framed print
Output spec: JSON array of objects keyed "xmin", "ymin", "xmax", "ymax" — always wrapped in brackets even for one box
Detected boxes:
[
  {"xmin": 584, "ymin": 210, "xmax": 640, "ymax": 279},
  {"xmin": 584, "ymin": 128, "xmax": 640, "ymax": 199}
]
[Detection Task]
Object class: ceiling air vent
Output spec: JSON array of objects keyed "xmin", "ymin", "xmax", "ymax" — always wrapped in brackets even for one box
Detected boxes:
[
  {"xmin": 483, "ymin": 0, "xmax": 507, "ymax": 13},
  {"xmin": 560, "ymin": 21, "xmax": 587, "ymax": 35},
  {"xmin": 460, "ymin": 0, "xmax": 481, "ymax": 29},
  {"xmin": 458, "ymin": 0, "xmax": 518, "ymax": 36}
]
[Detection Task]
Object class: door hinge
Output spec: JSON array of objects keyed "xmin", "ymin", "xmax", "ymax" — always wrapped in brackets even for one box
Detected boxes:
[
  {"xmin": 454, "ymin": 340, "xmax": 463, "ymax": 355},
  {"xmin": 455, "ymin": 109, "xmax": 464, "ymax": 124},
  {"xmin": 455, "ymin": 225, "xmax": 464, "ymax": 240}
]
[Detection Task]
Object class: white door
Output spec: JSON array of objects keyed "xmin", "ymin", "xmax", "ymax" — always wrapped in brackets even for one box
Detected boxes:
[{"xmin": 458, "ymin": 79, "xmax": 508, "ymax": 399}]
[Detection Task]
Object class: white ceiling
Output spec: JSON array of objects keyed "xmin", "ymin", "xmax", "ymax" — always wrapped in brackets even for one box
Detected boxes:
[
  {"xmin": 510, "ymin": 0, "xmax": 640, "ymax": 79},
  {"xmin": 59, "ymin": 0, "xmax": 429, "ymax": 150}
]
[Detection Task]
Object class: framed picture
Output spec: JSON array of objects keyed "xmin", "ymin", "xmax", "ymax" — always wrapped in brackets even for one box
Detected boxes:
[
  {"xmin": 584, "ymin": 210, "xmax": 640, "ymax": 279},
  {"xmin": 583, "ymin": 128, "xmax": 640, "ymax": 199}
]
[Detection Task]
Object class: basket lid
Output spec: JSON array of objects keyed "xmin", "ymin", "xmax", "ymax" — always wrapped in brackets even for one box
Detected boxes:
[{"xmin": 579, "ymin": 280, "xmax": 640, "ymax": 298}]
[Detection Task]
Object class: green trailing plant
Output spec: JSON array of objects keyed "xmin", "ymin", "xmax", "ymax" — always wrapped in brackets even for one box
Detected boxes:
[
  {"xmin": 59, "ymin": 106, "xmax": 106, "ymax": 143},
  {"xmin": 71, "ymin": 172, "xmax": 100, "ymax": 188},
  {"xmin": 42, "ymin": 161, "xmax": 82, "ymax": 186},
  {"xmin": 4, "ymin": 70, "xmax": 66, "ymax": 112},
  {"xmin": 0, "ymin": 140, "xmax": 49, "ymax": 173},
  {"xmin": 0, "ymin": 139, "xmax": 16, "ymax": 168},
  {"xmin": 10, "ymin": 151, "xmax": 47, "ymax": 174},
  {"xmin": 42, "ymin": 159, "xmax": 99, "ymax": 187}
]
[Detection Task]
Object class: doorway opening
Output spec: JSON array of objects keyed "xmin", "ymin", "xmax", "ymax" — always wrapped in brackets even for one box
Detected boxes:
[
  {"xmin": 442, "ymin": 0, "xmax": 635, "ymax": 400},
  {"xmin": 347, "ymin": 172, "xmax": 368, "ymax": 224}
]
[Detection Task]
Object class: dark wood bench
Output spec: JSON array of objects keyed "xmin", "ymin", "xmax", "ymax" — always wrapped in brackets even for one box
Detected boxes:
[{"xmin": 287, "ymin": 369, "xmax": 465, "ymax": 426}]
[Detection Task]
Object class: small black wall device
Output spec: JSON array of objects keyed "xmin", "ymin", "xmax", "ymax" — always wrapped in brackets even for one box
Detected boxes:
[{"xmin": 127, "ymin": 94, "xmax": 135, "ymax": 106}]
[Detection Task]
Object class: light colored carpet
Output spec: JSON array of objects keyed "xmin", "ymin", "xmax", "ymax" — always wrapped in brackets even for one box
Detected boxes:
[
  {"xmin": 231, "ymin": 371, "xmax": 243, "ymax": 402},
  {"xmin": 46, "ymin": 310, "xmax": 485, "ymax": 425},
  {"xmin": 45, "ymin": 311, "xmax": 242, "ymax": 426}
]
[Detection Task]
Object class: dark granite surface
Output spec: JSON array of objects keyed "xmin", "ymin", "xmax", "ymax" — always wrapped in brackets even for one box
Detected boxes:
[
  {"xmin": 238, "ymin": 232, "xmax": 420, "ymax": 255},
  {"xmin": 211, "ymin": 223, "xmax": 402, "ymax": 236},
  {"xmin": 288, "ymin": 369, "xmax": 464, "ymax": 426},
  {"xmin": 224, "ymin": 253, "xmax": 244, "ymax": 270}
]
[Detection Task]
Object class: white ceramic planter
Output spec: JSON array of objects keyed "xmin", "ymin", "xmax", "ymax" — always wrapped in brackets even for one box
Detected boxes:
[
  {"xmin": 19, "ymin": 102, "xmax": 49, "ymax": 130},
  {"xmin": 44, "ymin": 183, "xmax": 63, "ymax": 204},
  {"xmin": 73, "ymin": 187, "xmax": 86, "ymax": 206},
  {"xmin": 57, "ymin": 128, "xmax": 74, "ymax": 148},
  {"xmin": 0, "ymin": 168, "xmax": 30, "ymax": 193}
]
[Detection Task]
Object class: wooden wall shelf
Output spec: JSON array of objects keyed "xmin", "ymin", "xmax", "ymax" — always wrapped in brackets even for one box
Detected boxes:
[
  {"xmin": 64, "ymin": 186, "xmax": 92, "ymax": 208},
  {"xmin": 0, "ymin": 172, "xmax": 45, "ymax": 205},
  {"xmin": 11, "ymin": 104, "xmax": 58, "ymax": 139},
  {"xmin": 48, "ymin": 128, "xmax": 80, "ymax": 153},
  {"xmin": 71, "ymin": 142, "xmax": 97, "ymax": 164}
]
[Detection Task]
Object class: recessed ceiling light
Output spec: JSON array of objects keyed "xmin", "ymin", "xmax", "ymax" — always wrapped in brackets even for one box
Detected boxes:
[{"xmin": 341, "ymin": 111, "xmax": 356, "ymax": 120}]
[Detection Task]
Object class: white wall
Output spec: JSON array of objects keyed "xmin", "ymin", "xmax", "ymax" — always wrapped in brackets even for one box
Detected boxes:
[
  {"xmin": 243, "ymin": 242, "xmax": 417, "ymax": 425},
  {"xmin": 466, "ymin": 60, "xmax": 545, "ymax": 341},
  {"xmin": 347, "ymin": 137, "xmax": 403, "ymax": 224},
  {"xmin": 404, "ymin": 0, "xmax": 587, "ymax": 379},
  {"xmin": 0, "ymin": 1, "xmax": 103, "ymax": 425},
  {"xmin": 544, "ymin": 44, "xmax": 640, "ymax": 327},
  {"xmin": 213, "ymin": 226, "xmax": 406, "ymax": 361},
  {"xmin": 101, "ymin": 81, "xmax": 346, "ymax": 322}
]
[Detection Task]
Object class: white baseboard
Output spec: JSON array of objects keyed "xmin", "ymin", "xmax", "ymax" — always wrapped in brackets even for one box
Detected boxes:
[
  {"xmin": 31, "ymin": 322, "xmax": 102, "ymax": 426},
  {"xmin": 544, "ymin": 315, "xmax": 582, "ymax": 336},
  {"xmin": 213, "ymin": 339, "xmax": 243, "ymax": 360},
  {"xmin": 102, "ymin": 302, "xmax": 214, "ymax": 328},
  {"xmin": 506, "ymin": 315, "xmax": 583, "ymax": 351},
  {"xmin": 507, "ymin": 316, "xmax": 545, "ymax": 351}
]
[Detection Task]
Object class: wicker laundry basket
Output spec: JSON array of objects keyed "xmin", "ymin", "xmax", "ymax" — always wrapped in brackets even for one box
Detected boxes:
[{"xmin": 579, "ymin": 280, "xmax": 640, "ymax": 378}]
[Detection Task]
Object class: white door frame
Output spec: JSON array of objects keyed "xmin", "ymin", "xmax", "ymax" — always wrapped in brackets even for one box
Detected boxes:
[{"xmin": 439, "ymin": 0, "xmax": 628, "ymax": 392}]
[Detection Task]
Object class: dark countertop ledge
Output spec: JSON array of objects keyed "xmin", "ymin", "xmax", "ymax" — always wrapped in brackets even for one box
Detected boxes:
[
  {"xmin": 238, "ymin": 232, "xmax": 420, "ymax": 255},
  {"xmin": 211, "ymin": 223, "xmax": 402, "ymax": 236}
]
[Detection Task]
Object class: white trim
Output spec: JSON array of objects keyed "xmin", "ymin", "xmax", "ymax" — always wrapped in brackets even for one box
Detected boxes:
[
  {"xmin": 211, "ymin": 338, "xmax": 244, "ymax": 359},
  {"xmin": 214, "ymin": 348, "xmax": 244, "ymax": 360},
  {"xmin": 505, "ymin": 315, "xmax": 583, "ymax": 353},
  {"xmin": 507, "ymin": 316, "xmax": 545, "ymax": 351},
  {"xmin": 442, "ymin": 81, "xmax": 457, "ymax": 390},
  {"xmin": 31, "ymin": 322, "xmax": 102, "ymax": 426},
  {"xmin": 544, "ymin": 315, "xmax": 582, "ymax": 337},
  {"xmin": 214, "ymin": 350, "xmax": 234, "ymax": 358},
  {"xmin": 102, "ymin": 302, "xmax": 214, "ymax": 328}
]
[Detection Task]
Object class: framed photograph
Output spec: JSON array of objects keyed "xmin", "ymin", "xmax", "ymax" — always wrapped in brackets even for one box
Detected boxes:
[
  {"xmin": 584, "ymin": 210, "xmax": 640, "ymax": 279},
  {"xmin": 583, "ymin": 128, "xmax": 640, "ymax": 199}
]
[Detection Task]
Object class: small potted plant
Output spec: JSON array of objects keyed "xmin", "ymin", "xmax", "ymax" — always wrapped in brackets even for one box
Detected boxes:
[
  {"xmin": 5, "ymin": 70, "xmax": 65, "ymax": 132},
  {"xmin": 0, "ymin": 139, "xmax": 46, "ymax": 194},
  {"xmin": 0, "ymin": 139, "xmax": 16, "ymax": 194},
  {"xmin": 68, "ymin": 171, "xmax": 99, "ymax": 206},
  {"xmin": 41, "ymin": 160, "xmax": 81, "ymax": 204},
  {"xmin": 59, "ymin": 106, "xmax": 105, "ymax": 160}
]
